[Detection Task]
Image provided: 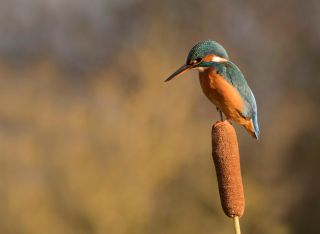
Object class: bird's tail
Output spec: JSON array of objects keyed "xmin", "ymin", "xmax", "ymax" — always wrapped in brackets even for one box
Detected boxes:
[
  {"xmin": 252, "ymin": 114, "xmax": 260, "ymax": 139},
  {"xmin": 244, "ymin": 114, "xmax": 260, "ymax": 140}
]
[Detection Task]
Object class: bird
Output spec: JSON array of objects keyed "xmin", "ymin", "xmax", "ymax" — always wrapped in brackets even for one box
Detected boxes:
[{"xmin": 165, "ymin": 40, "xmax": 260, "ymax": 139}]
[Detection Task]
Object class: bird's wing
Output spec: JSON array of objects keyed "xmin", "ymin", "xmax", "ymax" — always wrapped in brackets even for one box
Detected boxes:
[{"xmin": 218, "ymin": 62, "xmax": 257, "ymax": 119}]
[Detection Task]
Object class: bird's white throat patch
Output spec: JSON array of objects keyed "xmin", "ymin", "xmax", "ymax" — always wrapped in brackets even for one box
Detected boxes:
[{"xmin": 211, "ymin": 55, "xmax": 228, "ymax": 62}]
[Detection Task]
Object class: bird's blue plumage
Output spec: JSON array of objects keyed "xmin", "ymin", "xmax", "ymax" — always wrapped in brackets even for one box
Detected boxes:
[
  {"xmin": 213, "ymin": 61, "xmax": 260, "ymax": 139},
  {"xmin": 186, "ymin": 40, "xmax": 229, "ymax": 63}
]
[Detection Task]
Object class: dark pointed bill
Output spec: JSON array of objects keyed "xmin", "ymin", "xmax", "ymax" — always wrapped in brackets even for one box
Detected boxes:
[{"xmin": 164, "ymin": 64, "xmax": 193, "ymax": 82}]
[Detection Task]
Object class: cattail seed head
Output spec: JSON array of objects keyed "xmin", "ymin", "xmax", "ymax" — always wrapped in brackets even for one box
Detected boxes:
[{"xmin": 211, "ymin": 121, "xmax": 245, "ymax": 218}]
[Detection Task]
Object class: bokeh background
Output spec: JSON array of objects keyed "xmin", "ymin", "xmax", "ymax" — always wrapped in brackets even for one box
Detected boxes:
[{"xmin": 0, "ymin": 0, "xmax": 319, "ymax": 233}]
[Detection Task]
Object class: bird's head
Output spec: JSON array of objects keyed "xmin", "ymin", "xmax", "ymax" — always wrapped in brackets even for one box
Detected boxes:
[{"xmin": 165, "ymin": 40, "xmax": 229, "ymax": 82}]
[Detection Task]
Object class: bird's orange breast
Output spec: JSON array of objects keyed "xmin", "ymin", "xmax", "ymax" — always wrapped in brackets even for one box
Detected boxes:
[{"xmin": 198, "ymin": 68, "xmax": 246, "ymax": 124}]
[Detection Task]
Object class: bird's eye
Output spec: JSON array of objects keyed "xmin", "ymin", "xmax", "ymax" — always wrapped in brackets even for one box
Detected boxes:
[{"xmin": 191, "ymin": 58, "xmax": 202, "ymax": 64}]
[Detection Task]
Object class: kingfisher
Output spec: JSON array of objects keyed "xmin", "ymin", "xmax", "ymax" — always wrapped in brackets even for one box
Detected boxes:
[{"xmin": 165, "ymin": 40, "xmax": 260, "ymax": 139}]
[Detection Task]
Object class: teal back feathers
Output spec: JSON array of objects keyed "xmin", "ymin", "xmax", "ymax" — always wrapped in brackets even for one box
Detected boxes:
[{"xmin": 216, "ymin": 61, "xmax": 260, "ymax": 139}]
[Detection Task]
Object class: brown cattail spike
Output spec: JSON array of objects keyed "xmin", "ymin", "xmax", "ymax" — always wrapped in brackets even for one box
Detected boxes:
[{"xmin": 211, "ymin": 120, "xmax": 245, "ymax": 218}]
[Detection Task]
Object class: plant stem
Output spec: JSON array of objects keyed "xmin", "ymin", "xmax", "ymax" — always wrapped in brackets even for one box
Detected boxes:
[{"xmin": 233, "ymin": 216, "xmax": 241, "ymax": 234}]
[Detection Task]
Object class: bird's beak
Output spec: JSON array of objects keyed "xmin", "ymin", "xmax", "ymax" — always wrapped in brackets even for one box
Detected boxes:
[{"xmin": 164, "ymin": 64, "xmax": 193, "ymax": 82}]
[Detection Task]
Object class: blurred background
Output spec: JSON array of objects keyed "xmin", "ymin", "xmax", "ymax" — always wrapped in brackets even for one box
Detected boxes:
[{"xmin": 0, "ymin": 0, "xmax": 319, "ymax": 233}]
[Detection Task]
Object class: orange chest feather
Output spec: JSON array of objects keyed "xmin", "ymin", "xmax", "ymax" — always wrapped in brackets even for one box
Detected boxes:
[{"xmin": 198, "ymin": 69, "xmax": 244, "ymax": 116}]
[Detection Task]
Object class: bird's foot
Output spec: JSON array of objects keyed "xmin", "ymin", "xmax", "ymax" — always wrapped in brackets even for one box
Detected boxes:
[{"xmin": 219, "ymin": 110, "xmax": 224, "ymax": 121}]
